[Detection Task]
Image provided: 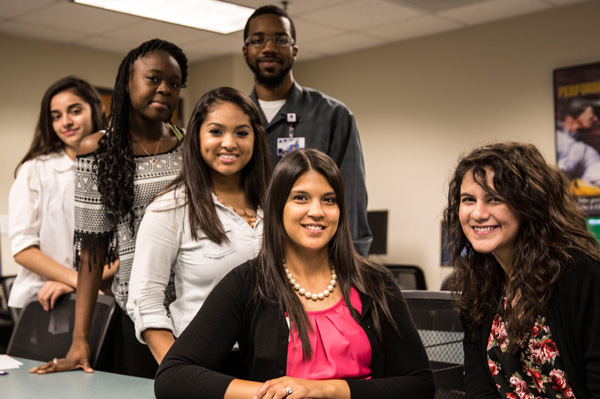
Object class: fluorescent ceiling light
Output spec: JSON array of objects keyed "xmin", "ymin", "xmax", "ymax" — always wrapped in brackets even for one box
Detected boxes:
[{"xmin": 73, "ymin": 0, "xmax": 255, "ymax": 34}]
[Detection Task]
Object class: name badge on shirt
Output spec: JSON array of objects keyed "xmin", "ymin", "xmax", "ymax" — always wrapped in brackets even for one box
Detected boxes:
[{"xmin": 277, "ymin": 137, "xmax": 305, "ymax": 157}]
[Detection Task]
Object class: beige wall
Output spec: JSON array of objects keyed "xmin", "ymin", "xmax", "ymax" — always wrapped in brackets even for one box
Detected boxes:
[
  {"xmin": 185, "ymin": 54, "xmax": 253, "ymax": 115},
  {"xmin": 0, "ymin": 34, "xmax": 123, "ymax": 211},
  {"xmin": 0, "ymin": 35, "xmax": 123, "ymax": 275},
  {"xmin": 291, "ymin": 0, "xmax": 600, "ymax": 289},
  {"xmin": 2, "ymin": 1, "xmax": 600, "ymax": 289}
]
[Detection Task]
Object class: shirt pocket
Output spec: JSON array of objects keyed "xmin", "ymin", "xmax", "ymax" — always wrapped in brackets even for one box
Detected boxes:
[{"xmin": 199, "ymin": 222, "xmax": 236, "ymax": 259}]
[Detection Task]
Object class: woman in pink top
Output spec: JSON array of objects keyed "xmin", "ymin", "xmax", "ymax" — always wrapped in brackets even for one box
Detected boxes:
[{"xmin": 155, "ymin": 149, "xmax": 434, "ymax": 399}]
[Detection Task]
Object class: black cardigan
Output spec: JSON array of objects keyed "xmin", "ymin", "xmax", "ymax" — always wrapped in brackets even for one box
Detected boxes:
[
  {"xmin": 462, "ymin": 253, "xmax": 600, "ymax": 399},
  {"xmin": 155, "ymin": 260, "xmax": 434, "ymax": 399}
]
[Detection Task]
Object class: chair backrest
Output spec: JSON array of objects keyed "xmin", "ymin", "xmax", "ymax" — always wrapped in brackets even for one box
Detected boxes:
[
  {"xmin": 7, "ymin": 293, "xmax": 117, "ymax": 368},
  {"xmin": 403, "ymin": 290, "xmax": 465, "ymax": 399},
  {"xmin": 440, "ymin": 274, "xmax": 452, "ymax": 291},
  {"xmin": 385, "ymin": 264, "xmax": 427, "ymax": 290},
  {"xmin": 1, "ymin": 275, "xmax": 20, "ymax": 323}
]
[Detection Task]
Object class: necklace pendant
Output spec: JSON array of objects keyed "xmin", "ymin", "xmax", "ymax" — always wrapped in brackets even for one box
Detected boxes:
[{"xmin": 150, "ymin": 159, "xmax": 157, "ymax": 165}]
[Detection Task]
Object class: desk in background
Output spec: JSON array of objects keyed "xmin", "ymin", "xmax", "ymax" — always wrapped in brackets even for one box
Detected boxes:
[{"xmin": 2, "ymin": 356, "xmax": 155, "ymax": 399}]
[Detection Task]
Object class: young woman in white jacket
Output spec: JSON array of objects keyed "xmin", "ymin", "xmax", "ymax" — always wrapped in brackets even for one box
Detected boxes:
[{"xmin": 9, "ymin": 76, "xmax": 113, "ymax": 311}]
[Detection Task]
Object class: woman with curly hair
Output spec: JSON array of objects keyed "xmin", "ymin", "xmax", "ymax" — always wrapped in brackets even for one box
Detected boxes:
[
  {"xmin": 30, "ymin": 38, "xmax": 188, "ymax": 378},
  {"xmin": 155, "ymin": 149, "xmax": 433, "ymax": 399},
  {"xmin": 9, "ymin": 76, "xmax": 110, "ymax": 312},
  {"xmin": 444, "ymin": 142, "xmax": 600, "ymax": 398}
]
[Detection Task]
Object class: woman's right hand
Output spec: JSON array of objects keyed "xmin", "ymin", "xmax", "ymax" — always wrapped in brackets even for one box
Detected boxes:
[
  {"xmin": 29, "ymin": 339, "xmax": 93, "ymax": 374},
  {"xmin": 37, "ymin": 281, "xmax": 75, "ymax": 311}
]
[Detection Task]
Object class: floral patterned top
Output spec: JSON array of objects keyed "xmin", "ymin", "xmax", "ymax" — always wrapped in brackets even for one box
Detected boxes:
[{"xmin": 487, "ymin": 299, "xmax": 576, "ymax": 399}]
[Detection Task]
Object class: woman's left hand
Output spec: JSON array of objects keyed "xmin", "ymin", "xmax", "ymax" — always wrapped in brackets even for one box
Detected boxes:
[
  {"xmin": 254, "ymin": 377, "xmax": 314, "ymax": 399},
  {"xmin": 254, "ymin": 376, "xmax": 345, "ymax": 399}
]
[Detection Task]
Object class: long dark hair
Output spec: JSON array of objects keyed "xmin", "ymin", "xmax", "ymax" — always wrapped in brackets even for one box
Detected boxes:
[
  {"xmin": 444, "ymin": 142, "xmax": 599, "ymax": 353},
  {"xmin": 165, "ymin": 87, "xmax": 271, "ymax": 243},
  {"xmin": 255, "ymin": 149, "xmax": 399, "ymax": 359},
  {"xmin": 95, "ymin": 38, "xmax": 188, "ymax": 222},
  {"xmin": 16, "ymin": 76, "xmax": 104, "ymax": 176}
]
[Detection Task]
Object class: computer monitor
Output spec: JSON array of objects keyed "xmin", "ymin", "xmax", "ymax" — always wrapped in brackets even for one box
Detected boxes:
[{"xmin": 367, "ymin": 210, "xmax": 388, "ymax": 255}]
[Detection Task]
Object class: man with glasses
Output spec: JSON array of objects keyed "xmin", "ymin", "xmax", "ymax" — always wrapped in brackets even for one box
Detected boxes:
[{"xmin": 243, "ymin": 5, "xmax": 372, "ymax": 256}]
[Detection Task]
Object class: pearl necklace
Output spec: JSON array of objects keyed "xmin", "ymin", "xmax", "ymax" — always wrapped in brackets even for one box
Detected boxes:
[{"xmin": 285, "ymin": 265, "xmax": 337, "ymax": 301}]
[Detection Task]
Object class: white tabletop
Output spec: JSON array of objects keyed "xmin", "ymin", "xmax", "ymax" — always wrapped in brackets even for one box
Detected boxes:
[{"xmin": 1, "ymin": 356, "xmax": 155, "ymax": 399}]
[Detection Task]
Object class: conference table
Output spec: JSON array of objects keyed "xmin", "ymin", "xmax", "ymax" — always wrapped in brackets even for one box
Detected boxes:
[{"xmin": 1, "ymin": 356, "xmax": 155, "ymax": 398}]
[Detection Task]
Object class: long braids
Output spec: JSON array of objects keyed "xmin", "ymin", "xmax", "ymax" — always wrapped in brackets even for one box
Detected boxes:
[{"xmin": 95, "ymin": 39, "xmax": 188, "ymax": 227}]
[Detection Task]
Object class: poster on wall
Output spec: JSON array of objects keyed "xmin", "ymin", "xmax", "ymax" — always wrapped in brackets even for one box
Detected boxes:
[
  {"xmin": 554, "ymin": 62, "xmax": 600, "ymax": 241},
  {"xmin": 554, "ymin": 62, "xmax": 600, "ymax": 212}
]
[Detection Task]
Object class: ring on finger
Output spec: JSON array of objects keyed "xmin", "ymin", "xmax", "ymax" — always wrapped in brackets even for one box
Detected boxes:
[
  {"xmin": 52, "ymin": 358, "xmax": 58, "ymax": 364},
  {"xmin": 284, "ymin": 386, "xmax": 293, "ymax": 397}
]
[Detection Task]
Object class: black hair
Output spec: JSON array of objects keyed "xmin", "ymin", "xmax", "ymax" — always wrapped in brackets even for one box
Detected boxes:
[
  {"xmin": 95, "ymin": 39, "xmax": 188, "ymax": 225},
  {"xmin": 164, "ymin": 86, "xmax": 271, "ymax": 243},
  {"xmin": 255, "ymin": 149, "xmax": 400, "ymax": 359},
  {"xmin": 244, "ymin": 5, "xmax": 296, "ymax": 41}
]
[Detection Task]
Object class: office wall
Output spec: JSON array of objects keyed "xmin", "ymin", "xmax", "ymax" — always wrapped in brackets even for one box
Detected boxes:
[
  {"xmin": 1, "ymin": 0, "xmax": 600, "ymax": 288},
  {"xmin": 186, "ymin": 53, "xmax": 253, "ymax": 110},
  {"xmin": 291, "ymin": 0, "xmax": 600, "ymax": 289},
  {"xmin": 0, "ymin": 35, "xmax": 120, "ymax": 275}
]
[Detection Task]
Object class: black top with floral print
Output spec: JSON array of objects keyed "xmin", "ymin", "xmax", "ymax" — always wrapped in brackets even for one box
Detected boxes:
[{"xmin": 487, "ymin": 299, "xmax": 576, "ymax": 399}]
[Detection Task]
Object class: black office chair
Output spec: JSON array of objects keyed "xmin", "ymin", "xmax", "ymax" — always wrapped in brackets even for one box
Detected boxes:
[
  {"xmin": 0, "ymin": 275, "xmax": 19, "ymax": 323},
  {"xmin": 385, "ymin": 264, "xmax": 427, "ymax": 290},
  {"xmin": 403, "ymin": 290, "xmax": 465, "ymax": 399},
  {"xmin": 440, "ymin": 274, "xmax": 452, "ymax": 291},
  {"xmin": 0, "ymin": 275, "xmax": 17, "ymax": 353},
  {"xmin": 7, "ymin": 293, "xmax": 117, "ymax": 368}
]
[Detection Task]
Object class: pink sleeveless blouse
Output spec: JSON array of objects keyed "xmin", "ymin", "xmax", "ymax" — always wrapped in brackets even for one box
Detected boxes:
[{"xmin": 286, "ymin": 287, "xmax": 372, "ymax": 379}]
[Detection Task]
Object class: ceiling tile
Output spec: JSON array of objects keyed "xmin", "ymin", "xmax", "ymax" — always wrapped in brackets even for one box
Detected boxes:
[
  {"xmin": 0, "ymin": 0, "xmax": 58, "ymax": 19},
  {"xmin": 16, "ymin": 1, "xmax": 142, "ymax": 34},
  {"xmin": 389, "ymin": 0, "xmax": 488, "ymax": 12},
  {"xmin": 300, "ymin": 32, "xmax": 387, "ymax": 56},
  {"xmin": 74, "ymin": 34, "xmax": 141, "ymax": 55},
  {"xmin": 367, "ymin": 15, "xmax": 464, "ymax": 41},
  {"xmin": 0, "ymin": 20, "xmax": 88, "ymax": 43},
  {"xmin": 182, "ymin": 33, "xmax": 244, "ymax": 62},
  {"xmin": 229, "ymin": 0, "xmax": 351, "ymax": 15},
  {"xmin": 293, "ymin": 18, "xmax": 346, "ymax": 44},
  {"xmin": 299, "ymin": 0, "xmax": 424, "ymax": 30},
  {"xmin": 0, "ymin": 0, "xmax": 594, "ymax": 63},
  {"xmin": 103, "ymin": 19, "xmax": 214, "ymax": 47},
  {"xmin": 438, "ymin": 0, "xmax": 552, "ymax": 25},
  {"xmin": 541, "ymin": 0, "xmax": 591, "ymax": 4}
]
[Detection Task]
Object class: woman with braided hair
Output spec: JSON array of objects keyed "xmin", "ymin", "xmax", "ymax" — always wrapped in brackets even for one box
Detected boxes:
[{"xmin": 30, "ymin": 38, "xmax": 188, "ymax": 378}]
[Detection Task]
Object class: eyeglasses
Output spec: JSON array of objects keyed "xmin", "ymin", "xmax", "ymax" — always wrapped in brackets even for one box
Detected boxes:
[{"xmin": 245, "ymin": 34, "xmax": 295, "ymax": 48}]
